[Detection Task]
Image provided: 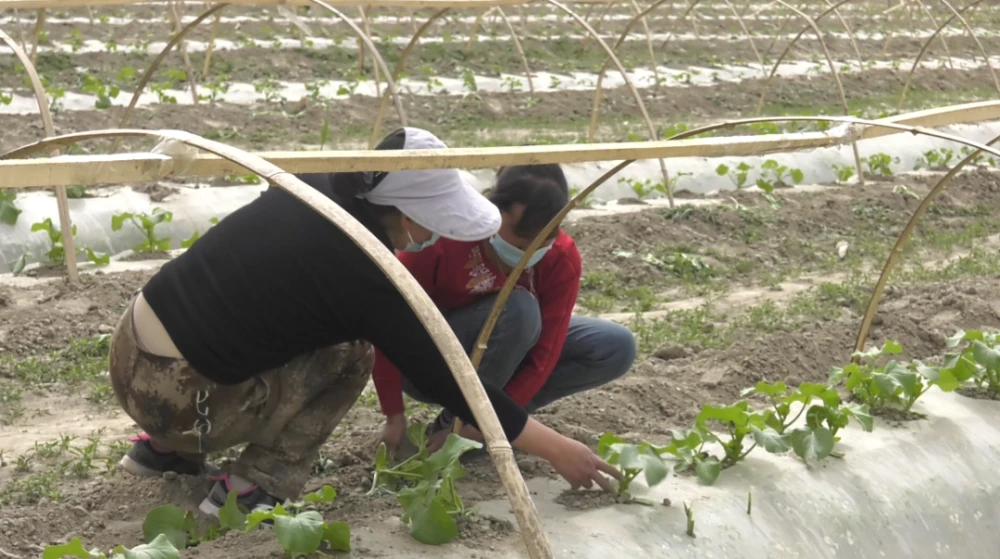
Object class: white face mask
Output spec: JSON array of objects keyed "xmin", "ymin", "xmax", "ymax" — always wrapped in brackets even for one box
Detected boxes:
[
  {"xmin": 403, "ymin": 230, "xmax": 440, "ymax": 252},
  {"xmin": 490, "ymin": 234, "xmax": 551, "ymax": 268}
]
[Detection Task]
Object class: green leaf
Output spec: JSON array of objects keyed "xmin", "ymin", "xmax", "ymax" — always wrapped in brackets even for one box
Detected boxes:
[
  {"xmin": 598, "ymin": 432, "xmax": 626, "ymax": 459},
  {"xmin": 246, "ymin": 506, "xmax": 281, "ymax": 532},
  {"xmin": 925, "ymin": 353, "xmax": 977, "ymax": 391},
  {"xmin": 374, "ymin": 441, "xmax": 388, "ymax": 470},
  {"xmin": 751, "ymin": 426, "xmax": 789, "ymax": 454},
  {"xmin": 11, "ymin": 253, "xmax": 28, "ymax": 275},
  {"xmin": 694, "ymin": 456, "xmax": 721, "ymax": 485},
  {"xmin": 886, "ymin": 363, "xmax": 921, "ymax": 398},
  {"xmin": 304, "ymin": 485, "xmax": 337, "ymax": 504},
  {"xmin": 755, "ymin": 178, "xmax": 774, "ymax": 193},
  {"xmin": 218, "ymin": 490, "xmax": 247, "ymax": 531},
  {"xmin": 972, "ymin": 341, "xmax": 1000, "ymax": 371},
  {"xmin": 0, "ymin": 192, "xmax": 21, "ymax": 225},
  {"xmin": 85, "ymin": 248, "xmax": 110, "ymax": 266},
  {"xmin": 406, "ymin": 422, "xmax": 428, "ymax": 454},
  {"xmin": 398, "ymin": 482, "xmax": 458, "ymax": 545},
  {"xmin": 142, "ymin": 505, "xmax": 189, "ymax": 551},
  {"xmin": 43, "ymin": 538, "xmax": 102, "ymax": 559},
  {"xmin": 155, "ymin": 238, "xmax": 171, "ymax": 251},
  {"xmin": 843, "ymin": 403, "xmax": 873, "ymax": 432},
  {"xmin": 740, "ymin": 381, "xmax": 787, "ymax": 398},
  {"xmin": 790, "ymin": 427, "xmax": 834, "ymax": 462},
  {"xmin": 274, "ymin": 511, "xmax": 325, "ymax": 556},
  {"xmin": 697, "ymin": 402, "xmax": 749, "ymax": 428},
  {"xmin": 618, "ymin": 445, "xmax": 668, "ymax": 488},
  {"xmin": 947, "ymin": 329, "xmax": 982, "ymax": 347},
  {"xmin": 116, "ymin": 534, "xmax": 180, "ymax": 559},
  {"xmin": 424, "ymin": 434, "xmax": 482, "ymax": 480},
  {"xmin": 31, "ymin": 218, "xmax": 55, "ymax": 234},
  {"xmin": 794, "ymin": 383, "xmax": 841, "ymax": 407},
  {"xmin": 715, "ymin": 164, "xmax": 729, "ymax": 176},
  {"xmin": 790, "ymin": 168, "xmax": 805, "ymax": 183},
  {"xmin": 181, "ymin": 231, "xmax": 201, "ymax": 249},
  {"xmin": 321, "ymin": 521, "xmax": 351, "ymax": 552},
  {"xmin": 881, "ymin": 340, "xmax": 903, "ymax": 355},
  {"xmin": 110, "ymin": 213, "xmax": 130, "ymax": 231}
]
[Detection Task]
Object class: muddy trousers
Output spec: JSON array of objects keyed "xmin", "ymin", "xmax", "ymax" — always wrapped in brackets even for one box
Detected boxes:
[{"xmin": 108, "ymin": 299, "xmax": 374, "ymax": 500}]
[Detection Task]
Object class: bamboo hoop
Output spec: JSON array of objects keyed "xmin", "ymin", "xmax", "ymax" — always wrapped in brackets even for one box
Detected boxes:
[
  {"xmin": 113, "ymin": 3, "xmax": 227, "ymax": 151},
  {"xmin": 589, "ymin": 0, "xmax": 671, "ymax": 142},
  {"xmin": 628, "ymin": 0, "xmax": 659, "ymax": 88},
  {"xmin": 936, "ymin": 0, "xmax": 997, "ymax": 92},
  {"xmin": 358, "ymin": 7, "xmax": 382, "ymax": 99},
  {"xmin": 202, "ymin": 11, "xmax": 222, "ymax": 80},
  {"xmin": 465, "ymin": 7, "xmax": 493, "ymax": 54},
  {"xmin": 658, "ymin": 0, "xmax": 700, "ymax": 62},
  {"xmin": 29, "ymin": 7, "xmax": 42, "ymax": 65},
  {"xmin": 540, "ymin": 0, "xmax": 672, "ymax": 206},
  {"xmin": 761, "ymin": 9, "xmax": 795, "ymax": 61},
  {"xmin": 0, "ymin": 128, "xmax": 553, "ymax": 559},
  {"xmin": 723, "ymin": 0, "xmax": 765, "ymax": 76},
  {"xmin": 368, "ymin": 7, "xmax": 450, "ymax": 148},
  {"xmin": 167, "ymin": 0, "xmax": 199, "ymax": 105},
  {"xmin": 766, "ymin": 1, "xmax": 864, "ymax": 186},
  {"xmin": 854, "ymin": 133, "xmax": 1000, "ymax": 356},
  {"xmin": 898, "ymin": 0, "xmax": 996, "ymax": 110},
  {"xmin": 497, "ymin": 8, "xmax": 534, "ymax": 94},
  {"xmin": 580, "ymin": 1, "xmax": 613, "ymax": 47},
  {"xmin": 452, "ymin": 160, "xmax": 634, "ymax": 434},
  {"xmin": 914, "ymin": 0, "xmax": 953, "ymax": 71},
  {"xmin": 822, "ymin": 0, "xmax": 865, "ymax": 72},
  {"xmin": 0, "ymin": 26, "xmax": 78, "ymax": 284}
]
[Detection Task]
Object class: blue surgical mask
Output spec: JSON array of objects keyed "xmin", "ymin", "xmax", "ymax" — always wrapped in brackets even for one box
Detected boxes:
[
  {"xmin": 490, "ymin": 234, "xmax": 551, "ymax": 268},
  {"xmin": 403, "ymin": 230, "xmax": 440, "ymax": 252}
]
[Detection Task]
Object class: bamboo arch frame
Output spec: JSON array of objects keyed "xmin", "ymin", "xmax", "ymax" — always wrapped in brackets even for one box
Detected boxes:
[
  {"xmin": 0, "ymin": 26, "xmax": 79, "ymax": 283},
  {"xmin": 0, "ymin": 128, "xmax": 554, "ymax": 559},
  {"xmin": 114, "ymin": 0, "xmax": 407, "ymax": 145},
  {"xmin": 853, "ymin": 133, "xmax": 1000, "ymax": 357},
  {"xmin": 898, "ymin": 0, "xmax": 999, "ymax": 110}
]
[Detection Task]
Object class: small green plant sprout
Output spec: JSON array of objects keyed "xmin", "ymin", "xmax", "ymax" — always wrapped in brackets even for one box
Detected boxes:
[
  {"xmin": 549, "ymin": 75, "xmax": 562, "ymax": 89},
  {"xmin": 829, "ymin": 340, "xmax": 936, "ymax": 414},
  {"xmin": 755, "ymin": 159, "xmax": 804, "ymax": 193},
  {"xmin": 597, "ymin": 433, "xmax": 668, "ymax": 504},
  {"xmin": 913, "ymin": 147, "xmax": 955, "ymax": 171},
  {"xmin": 892, "ymin": 184, "xmax": 919, "ymax": 200},
  {"xmin": 111, "ymin": 208, "xmax": 173, "ymax": 253},
  {"xmin": 716, "ymin": 162, "xmax": 753, "ymax": 189},
  {"xmin": 925, "ymin": 330, "xmax": 1000, "ymax": 396},
  {"xmin": 831, "ymin": 163, "xmax": 856, "ymax": 184},
  {"xmin": 81, "ymin": 74, "xmax": 120, "ymax": 110},
  {"xmin": 959, "ymin": 146, "xmax": 998, "ymax": 168},
  {"xmin": 684, "ymin": 502, "xmax": 695, "ymax": 538},
  {"xmin": 618, "ymin": 177, "xmax": 657, "ymax": 200},
  {"xmin": 254, "ymin": 77, "xmax": 284, "ymax": 104},
  {"xmin": 181, "ymin": 217, "xmax": 219, "ymax": 249},
  {"xmin": 28, "ymin": 218, "xmax": 110, "ymax": 269},
  {"xmin": 0, "ymin": 191, "xmax": 22, "ymax": 225},
  {"xmin": 370, "ymin": 424, "xmax": 482, "ymax": 545},
  {"xmin": 459, "ymin": 67, "xmax": 478, "ymax": 94},
  {"xmin": 501, "ymin": 75, "xmax": 524, "ymax": 93},
  {"xmin": 863, "ymin": 153, "xmax": 899, "ymax": 178},
  {"xmin": 0, "ymin": 89, "xmax": 12, "ymax": 106},
  {"xmin": 43, "ymin": 535, "xmax": 180, "ymax": 559}
]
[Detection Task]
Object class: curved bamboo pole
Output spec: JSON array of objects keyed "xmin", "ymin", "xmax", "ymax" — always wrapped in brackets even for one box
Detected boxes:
[
  {"xmin": 1, "ymin": 128, "xmax": 553, "ymax": 559},
  {"xmin": 854, "ymin": 133, "xmax": 1000, "ymax": 356},
  {"xmin": 629, "ymin": 0, "xmax": 660, "ymax": 88},
  {"xmin": 762, "ymin": 9, "xmax": 795, "ymax": 61},
  {"xmin": 935, "ymin": 0, "xmax": 996, "ymax": 92},
  {"xmin": 898, "ymin": 0, "xmax": 996, "ymax": 110},
  {"xmin": 453, "ymin": 160, "xmax": 634, "ymax": 430},
  {"xmin": 764, "ymin": 1, "xmax": 863, "ymax": 186},
  {"xmin": 539, "ymin": 0, "xmax": 671, "ymax": 205},
  {"xmin": 0, "ymin": 27, "xmax": 78, "ymax": 284},
  {"xmin": 581, "ymin": 1, "xmax": 614, "ymax": 48},
  {"xmin": 723, "ymin": 0, "xmax": 765, "ymax": 76},
  {"xmin": 167, "ymin": 0, "xmax": 199, "ymax": 105},
  {"xmin": 915, "ymin": 0, "xmax": 954, "ymax": 71},
  {"xmin": 29, "ymin": 8, "xmax": 43, "ymax": 66},
  {"xmin": 202, "ymin": 11, "xmax": 222, "ymax": 80},
  {"xmin": 754, "ymin": 0, "xmax": 855, "ymax": 117},
  {"xmin": 659, "ymin": 0, "xmax": 701, "ymax": 59},
  {"xmin": 369, "ymin": 7, "xmax": 451, "ymax": 148},
  {"xmin": 822, "ymin": 0, "xmax": 865, "ymax": 72},
  {"xmin": 465, "ymin": 8, "xmax": 494, "ymax": 54},
  {"xmin": 114, "ymin": 3, "xmax": 227, "ymax": 152},
  {"xmin": 496, "ymin": 8, "xmax": 534, "ymax": 94},
  {"xmin": 358, "ymin": 7, "xmax": 382, "ymax": 99}
]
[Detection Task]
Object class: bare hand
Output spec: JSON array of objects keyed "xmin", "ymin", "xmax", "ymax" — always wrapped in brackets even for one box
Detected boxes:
[
  {"xmin": 378, "ymin": 413, "xmax": 407, "ymax": 457},
  {"xmin": 548, "ymin": 438, "xmax": 622, "ymax": 493}
]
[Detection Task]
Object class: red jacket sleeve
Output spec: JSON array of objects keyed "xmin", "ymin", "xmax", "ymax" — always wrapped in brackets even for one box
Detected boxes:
[
  {"xmin": 371, "ymin": 246, "xmax": 441, "ymax": 416},
  {"xmin": 503, "ymin": 240, "xmax": 582, "ymax": 406}
]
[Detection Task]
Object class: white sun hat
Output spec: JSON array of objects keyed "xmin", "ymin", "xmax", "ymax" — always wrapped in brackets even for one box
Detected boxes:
[{"xmin": 359, "ymin": 127, "xmax": 501, "ymax": 242}]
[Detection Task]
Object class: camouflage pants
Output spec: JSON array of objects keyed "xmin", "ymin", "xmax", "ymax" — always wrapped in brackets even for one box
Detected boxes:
[{"xmin": 108, "ymin": 297, "xmax": 374, "ymax": 499}]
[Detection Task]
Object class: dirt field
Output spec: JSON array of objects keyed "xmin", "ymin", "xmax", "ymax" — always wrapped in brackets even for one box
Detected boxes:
[{"xmin": 3, "ymin": 1, "xmax": 1000, "ymax": 557}]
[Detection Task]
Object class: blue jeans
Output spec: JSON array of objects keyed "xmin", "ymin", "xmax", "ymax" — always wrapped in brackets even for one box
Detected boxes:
[{"xmin": 402, "ymin": 290, "xmax": 637, "ymax": 422}]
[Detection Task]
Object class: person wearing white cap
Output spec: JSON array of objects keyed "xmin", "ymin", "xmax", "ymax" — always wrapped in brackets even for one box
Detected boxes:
[{"xmin": 106, "ymin": 127, "xmax": 621, "ymax": 517}]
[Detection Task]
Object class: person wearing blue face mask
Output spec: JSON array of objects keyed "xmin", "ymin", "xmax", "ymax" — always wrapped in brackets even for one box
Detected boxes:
[{"xmin": 374, "ymin": 163, "xmax": 638, "ymax": 459}]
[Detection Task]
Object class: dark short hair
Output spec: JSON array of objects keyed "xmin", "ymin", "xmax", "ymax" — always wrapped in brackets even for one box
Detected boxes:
[
  {"xmin": 330, "ymin": 128, "xmax": 407, "ymax": 219},
  {"xmin": 489, "ymin": 164, "xmax": 569, "ymax": 241}
]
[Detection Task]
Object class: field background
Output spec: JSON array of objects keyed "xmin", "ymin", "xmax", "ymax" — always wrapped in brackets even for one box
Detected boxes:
[{"xmin": 3, "ymin": 1, "xmax": 1000, "ymax": 557}]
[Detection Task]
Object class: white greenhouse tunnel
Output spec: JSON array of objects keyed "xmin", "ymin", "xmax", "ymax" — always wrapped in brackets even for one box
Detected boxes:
[{"xmin": 3, "ymin": 119, "xmax": 999, "ymax": 273}]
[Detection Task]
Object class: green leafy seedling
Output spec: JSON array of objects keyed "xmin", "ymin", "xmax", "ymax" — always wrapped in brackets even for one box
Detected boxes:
[
  {"xmin": 0, "ymin": 191, "xmax": 21, "ymax": 225},
  {"xmin": 111, "ymin": 208, "xmax": 173, "ymax": 253},
  {"xmin": 755, "ymin": 159, "xmax": 804, "ymax": 193},
  {"xmin": 716, "ymin": 162, "xmax": 753, "ymax": 189},
  {"xmin": 831, "ymin": 163, "xmax": 855, "ymax": 184},
  {"xmin": 864, "ymin": 153, "xmax": 899, "ymax": 177},
  {"xmin": 43, "ymin": 534, "xmax": 179, "ymax": 559},
  {"xmin": 31, "ymin": 218, "xmax": 76, "ymax": 264},
  {"xmin": 597, "ymin": 433, "xmax": 668, "ymax": 504},
  {"xmin": 922, "ymin": 330, "xmax": 1000, "ymax": 395}
]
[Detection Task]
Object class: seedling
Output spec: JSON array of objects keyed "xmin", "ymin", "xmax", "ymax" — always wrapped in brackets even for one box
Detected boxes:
[
  {"xmin": 597, "ymin": 433, "xmax": 667, "ymax": 504},
  {"xmin": 959, "ymin": 146, "xmax": 997, "ymax": 168},
  {"xmin": 27, "ymin": 218, "xmax": 109, "ymax": 269},
  {"xmin": 254, "ymin": 78, "xmax": 284, "ymax": 104},
  {"xmin": 914, "ymin": 147, "xmax": 955, "ymax": 171},
  {"xmin": 370, "ymin": 424, "xmax": 482, "ymax": 545},
  {"xmin": 42, "ymin": 534, "xmax": 180, "ymax": 559},
  {"xmin": 831, "ymin": 163, "xmax": 855, "ymax": 184},
  {"xmin": 829, "ymin": 340, "xmax": 936, "ymax": 413},
  {"xmin": 927, "ymin": 330, "xmax": 1000, "ymax": 395},
  {"xmin": 111, "ymin": 208, "xmax": 173, "ymax": 252},
  {"xmin": 501, "ymin": 76, "xmax": 524, "ymax": 93},
  {"xmin": 716, "ymin": 162, "xmax": 753, "ymax": 189},
  {"xmin": 459, "ymin": 67, "xmax": 478, "ymax": 93},
  {"xmin": 181, "ymin": 217, "xmax": 219, "ymax": 249},
  {"xmin": 0, "ymin": 191, "xmax": 21, "ymax": 225},
  {"xmin": 684, "ymin": 502, "xmax": 695, "ymax": 538},
  {"xmin": 81, "ymin": 73, "xmax": 120, "ymax": 110},
  {"xmin": 864, "ymin": 153, "xmax": 899, "ymax": 177},
  {"xmin": 619, "ymin": 177, "xmax": 657, "ymax": 200},
  {"xmin": 755, "ymin": 159, "xmax": 804, "ymax": 193}
]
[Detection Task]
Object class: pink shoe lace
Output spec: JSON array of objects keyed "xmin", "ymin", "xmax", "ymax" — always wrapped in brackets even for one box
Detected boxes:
[{"xmin": 207, "ymin": 473, "xmax": 260, "ymax": 496}]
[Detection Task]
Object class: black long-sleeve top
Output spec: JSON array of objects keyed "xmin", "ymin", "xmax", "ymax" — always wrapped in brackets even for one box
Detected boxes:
[{"xmin": 141, "ymin": 173, "xmax": 529, "ymax": 440}]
